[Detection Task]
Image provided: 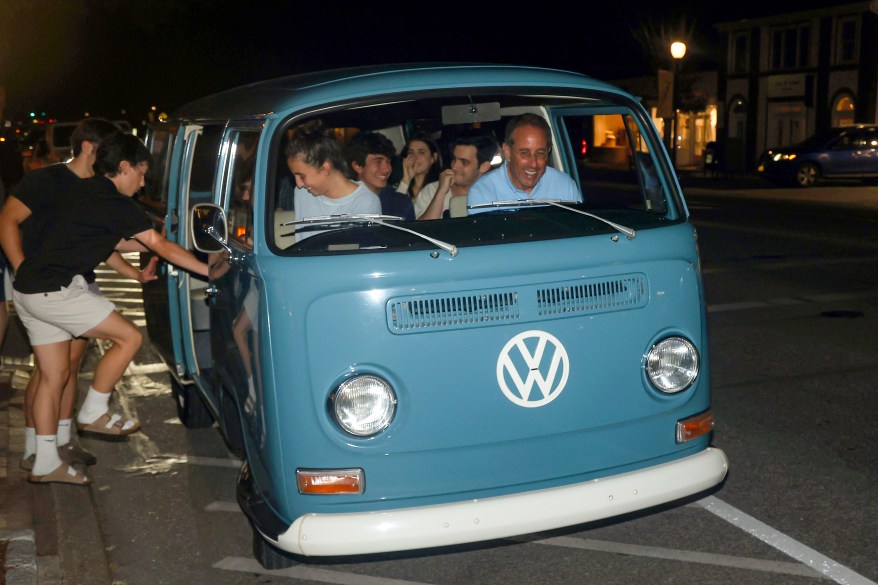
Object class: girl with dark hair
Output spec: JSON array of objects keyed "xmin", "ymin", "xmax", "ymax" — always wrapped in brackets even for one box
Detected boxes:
[{"xmin": 396, "ymin": 134, "xmax": 441, "ymax": 205}]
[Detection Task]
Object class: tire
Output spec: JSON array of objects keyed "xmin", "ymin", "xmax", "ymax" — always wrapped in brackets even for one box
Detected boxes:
[
  {"xmin": 220, "ymin": 390, "xmax": 246, "ymax": 460},
  {"xmin": 170, "ymin": 375, "xmax": 214, "ymax": 428},
  {"xmin": 794, "ymin": 162, "xmax": 819, "ymax": 187},
  {"xmin": 253, "ymin": 529, "xmax": 299, "ymax": 570}
]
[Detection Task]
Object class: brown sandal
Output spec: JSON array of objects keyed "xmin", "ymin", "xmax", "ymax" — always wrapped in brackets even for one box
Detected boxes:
[
  {"xmin": 28, "ymin": 463, "xmax": 91, "ymax": 486},
  {"xmin": 77, "ymin": 412, "xmax": 141, "ymax": 440}
]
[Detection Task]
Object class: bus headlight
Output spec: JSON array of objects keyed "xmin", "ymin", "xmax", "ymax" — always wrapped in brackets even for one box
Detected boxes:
[
  {"xmin": 645, "ymin": 337, "xmax": 699, "ymax": 393},
  {"xmin": 331, "ymin": 375, "xmax": 397, "ymax": 437}
]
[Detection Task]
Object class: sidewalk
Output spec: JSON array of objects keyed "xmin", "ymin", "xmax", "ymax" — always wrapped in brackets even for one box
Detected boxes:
[{"xmin": 1, "ymin": 311, "xmax": 111, "ymax": 585}]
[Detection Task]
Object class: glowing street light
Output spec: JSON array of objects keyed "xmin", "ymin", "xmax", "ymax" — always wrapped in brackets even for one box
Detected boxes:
[
  {"xmin": 671, "ymin": 42, "xmax": 687, "ymax": 60},
  {"xmin": 670, "ymin": 41, "xmax": 687, "ymax": 169}
]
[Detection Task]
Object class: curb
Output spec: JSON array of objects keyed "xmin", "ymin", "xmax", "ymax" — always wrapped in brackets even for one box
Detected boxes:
[
  {"xmin": 0, "ymin": 530, "xmax": 37, "ymax": 585},
  {"xmin": 2, "ymin": 310, "xmax": 112, "ymax": 585},
  {"xmin": 51, "ymin": 481, "xmax": 113, "ymax": 585}
]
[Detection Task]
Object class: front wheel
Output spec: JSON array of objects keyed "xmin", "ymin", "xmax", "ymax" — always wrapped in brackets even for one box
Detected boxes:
[
  {"xmin": 794, "ymin": 162, "xmax": 819, "ymax": 187},
  {"xmin": 170, "ymin": 375, "xmax": 214, "ymax": 428},
  {"xmin": 253, "ymin": 529, "xmax": 300, "ymax": 570}
]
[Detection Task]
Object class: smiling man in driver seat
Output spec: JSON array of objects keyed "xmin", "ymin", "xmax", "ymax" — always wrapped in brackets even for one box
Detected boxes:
[{"xmin": 467, "ymin": 113, "xmax": 580, "ymax": 212}]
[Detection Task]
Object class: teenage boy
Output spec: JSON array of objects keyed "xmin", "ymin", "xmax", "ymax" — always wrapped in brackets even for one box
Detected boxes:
[
  {"xmin": 0, "ymin": 118, "xmax": 157, "ymax": 472},
  {"xmin": 344, "ymin": 131, "xmax": 415, "ymax": 220}
]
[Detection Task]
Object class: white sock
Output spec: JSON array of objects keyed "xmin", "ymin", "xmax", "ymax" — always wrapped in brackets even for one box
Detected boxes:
[
  {"xmin": 57, "ymin": 419, "xmax": 72, "ymax": 446},
  {"xmin": 23, "ymin": 426, "xmax": 37, "ymax": 459},
  {"xmin": 77, "ymin": 387, "xmax": 111, "ymax": 425},
  {"xmin": 33, "ymin": 435, "xmax": 63, "ymax": 476}
]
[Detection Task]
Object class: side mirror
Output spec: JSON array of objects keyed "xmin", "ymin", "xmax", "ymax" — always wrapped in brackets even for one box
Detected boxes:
[{"xmin": 191, "ymin": 203, "xmax": 227, "ymax": 253}]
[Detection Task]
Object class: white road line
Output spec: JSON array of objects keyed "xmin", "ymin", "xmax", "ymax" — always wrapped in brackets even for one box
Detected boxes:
[
  {"xmin": 698, "ymin": 496, "xmax": 877, "ymax": 585},
  {"xmin": 531, "ymin": 536, "xmax": 826, "ymax": 579},
  {"xmin": 214, "ymin": 556, "xmax": 435, "ymax": 584},
  {"xmin": 205, "ymin": 501, "xmax": 241, "ymax": 513}
]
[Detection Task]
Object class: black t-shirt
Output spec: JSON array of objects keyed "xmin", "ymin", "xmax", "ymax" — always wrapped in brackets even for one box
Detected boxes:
[
  {"xmin": 13, "ymin": 163, "xmax": 81, "ymax": 259},
  {"xmin": 11, "ymin": 163, "xmax": 102, "ymax": 284},
  {"xmin": 13, "ymin": 175, "xmax": 153, "ymax": 294}
]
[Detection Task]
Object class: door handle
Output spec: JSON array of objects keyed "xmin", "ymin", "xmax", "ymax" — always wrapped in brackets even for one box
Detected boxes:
[
  {"xmin": 205, "ymin": 284, "xmax": 219, "ymax": 303},
  {"xmin": 169, "ymin": 209, "xmax": 179, "ymax": 233}
]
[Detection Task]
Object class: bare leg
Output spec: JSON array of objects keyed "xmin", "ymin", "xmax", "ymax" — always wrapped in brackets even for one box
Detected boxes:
[
  {"xmin": 24, "ymin": 362, "xmax": 39, "ymax": 428},
  {"xmin": 27, "ymin": 339, "xmax": 91, "ymax": 427},
  {"xmin": 31, "ymin": 342, "xmax": 70, "ymax": 436},
  {"xmin": 61, "ymin": 338, "xmax": 89, "ymax": 420},
  {"xmin": 29, "ymin": 340, "xmax": 91, "ymax": 484},
  {"xmin": 82, "ymin": 311, "xmax": 142, "ymax": 394},
  {"xmin": 232, "ymin": 309, "xmax": 254, "ymax": 379},
  {"xmin": 75, "ymin": 311, "xmax": 142, "ymax": 436}
]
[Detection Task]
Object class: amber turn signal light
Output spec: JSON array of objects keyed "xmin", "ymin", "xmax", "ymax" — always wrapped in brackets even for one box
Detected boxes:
[
  {"xmin": 676, "ymin": 411, "xmax": 715, "ymax": 443},
  {"xmin": 296, "ymin": 469, "xmax": 364, "ymax": 495}
]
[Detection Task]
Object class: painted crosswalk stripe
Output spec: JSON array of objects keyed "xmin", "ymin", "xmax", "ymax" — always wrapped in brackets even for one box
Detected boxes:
[
  {"xmin": 531, "ymin": 536, "xmax": 825, "ymax": 579},
  {"xmin": 697, "ymin": 496, "xmax": 876, "ymax": 585}
]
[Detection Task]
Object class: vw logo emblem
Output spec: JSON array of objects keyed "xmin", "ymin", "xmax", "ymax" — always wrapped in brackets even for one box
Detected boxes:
[{"xmin": 496, "ymin": 330, "xmax": 569, "ymax": 408}]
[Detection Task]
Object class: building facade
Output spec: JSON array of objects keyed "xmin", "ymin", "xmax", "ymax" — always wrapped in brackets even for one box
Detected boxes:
[
  {"xmin": 613, "ymin": 72, "xmax": 719, "ymax": 171},
  {"xmin": 716, "ymin": 1, "xmax": 878, "ymax": 171}
]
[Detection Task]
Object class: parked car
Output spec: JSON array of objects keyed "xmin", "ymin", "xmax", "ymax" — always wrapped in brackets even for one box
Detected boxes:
[
  {"xmin": 757, "ymin": 125, "xmax": 878, "ymax": 187},
  {"xmin": 140, "ymin": 63, "xmax": 728, "ymax": 569}
]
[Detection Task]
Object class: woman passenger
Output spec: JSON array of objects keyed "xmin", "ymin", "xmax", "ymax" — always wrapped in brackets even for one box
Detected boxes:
[
  {"xmin": 396, "ymin": 134, "xmax": 441, "ymax": 208},
  {"xmin": 285, "ymin": 120, "xmax": 381, "ymax": 240}
]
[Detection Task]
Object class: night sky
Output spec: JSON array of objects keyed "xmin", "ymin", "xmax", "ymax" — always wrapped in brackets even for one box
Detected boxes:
[{"xmin": 0, "ymin": 0, "xmax": 849, "ymax": 126}]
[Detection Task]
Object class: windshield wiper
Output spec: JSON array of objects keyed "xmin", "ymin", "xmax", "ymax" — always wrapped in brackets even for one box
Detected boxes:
[
  {"xmin": 282, "ymin": 214, "xmax": 458, "ymax": 257},
  {"xmin": 469, "ymin": 198, "xmax": 563, "ymax": 209},
  {"xmin": 468, "ymin": 199, "xmax": 636, "ymax": 240}
]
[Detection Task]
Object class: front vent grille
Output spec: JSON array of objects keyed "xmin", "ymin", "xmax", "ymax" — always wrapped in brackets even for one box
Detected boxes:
[
  {"xmin": 537, "ymin": 274, "xmax": 647, "ymax": 316},
  {"xmin": 389, "ymin": 291, "xmax": 520, "ymax": 332}
]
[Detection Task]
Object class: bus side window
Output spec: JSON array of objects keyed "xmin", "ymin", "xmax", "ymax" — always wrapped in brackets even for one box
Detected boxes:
[
  {"xmin": 226, "ymin": 131, "xmax": 260, "ymax": 250},
  {"xmin": 562, "ymin": 113, "xmax": 668, "ymax": 213}
]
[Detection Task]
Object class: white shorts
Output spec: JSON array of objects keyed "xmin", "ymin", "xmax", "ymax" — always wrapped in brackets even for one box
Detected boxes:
[{"xmin": 13, "ymin": 275, "xmax": 116, "ymax": 346}]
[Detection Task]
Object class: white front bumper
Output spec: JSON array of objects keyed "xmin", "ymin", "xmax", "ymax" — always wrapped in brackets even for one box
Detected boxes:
[{"xmin": 270, "ymin": 447, "xmax": 728, "ymax": 557}]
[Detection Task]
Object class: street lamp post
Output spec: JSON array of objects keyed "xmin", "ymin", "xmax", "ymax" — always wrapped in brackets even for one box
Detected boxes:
[{"xmin": 670, "ymin": 41, "xmax": 686, "ymax": 170}]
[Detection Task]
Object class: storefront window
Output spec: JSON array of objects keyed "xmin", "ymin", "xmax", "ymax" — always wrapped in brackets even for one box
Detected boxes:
[{"xmin": 832, "ymin": 95, "xmax": 856, "ymax": 127}]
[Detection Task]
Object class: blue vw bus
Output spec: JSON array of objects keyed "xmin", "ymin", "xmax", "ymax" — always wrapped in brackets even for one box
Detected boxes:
[{"xmin": 139, "ymin": 64, "xmax": 728, "ymax": 568}]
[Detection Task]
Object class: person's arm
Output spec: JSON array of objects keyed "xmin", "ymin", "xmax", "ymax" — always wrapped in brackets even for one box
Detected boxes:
[
  {"xmin": 130, "ymin": 228, "xmax": 209, "ymax": 277},
  {"xmin": 0, "ymin": 197, "xmax": 33, "ymax": 274},
  {"xmin": 396, "ymin": 153, "xmax": 416, "ymax": 195},
  {"xmin": 104, "ymin": 251, "xmax": 159, "ymax": 284},
  {"xmin": 114, "ymin": 238, "xmax": 150, "ymax": 253},
  {"xmin": 418, "ymin": 171, "xmax": 453, "ymax": 220}
]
